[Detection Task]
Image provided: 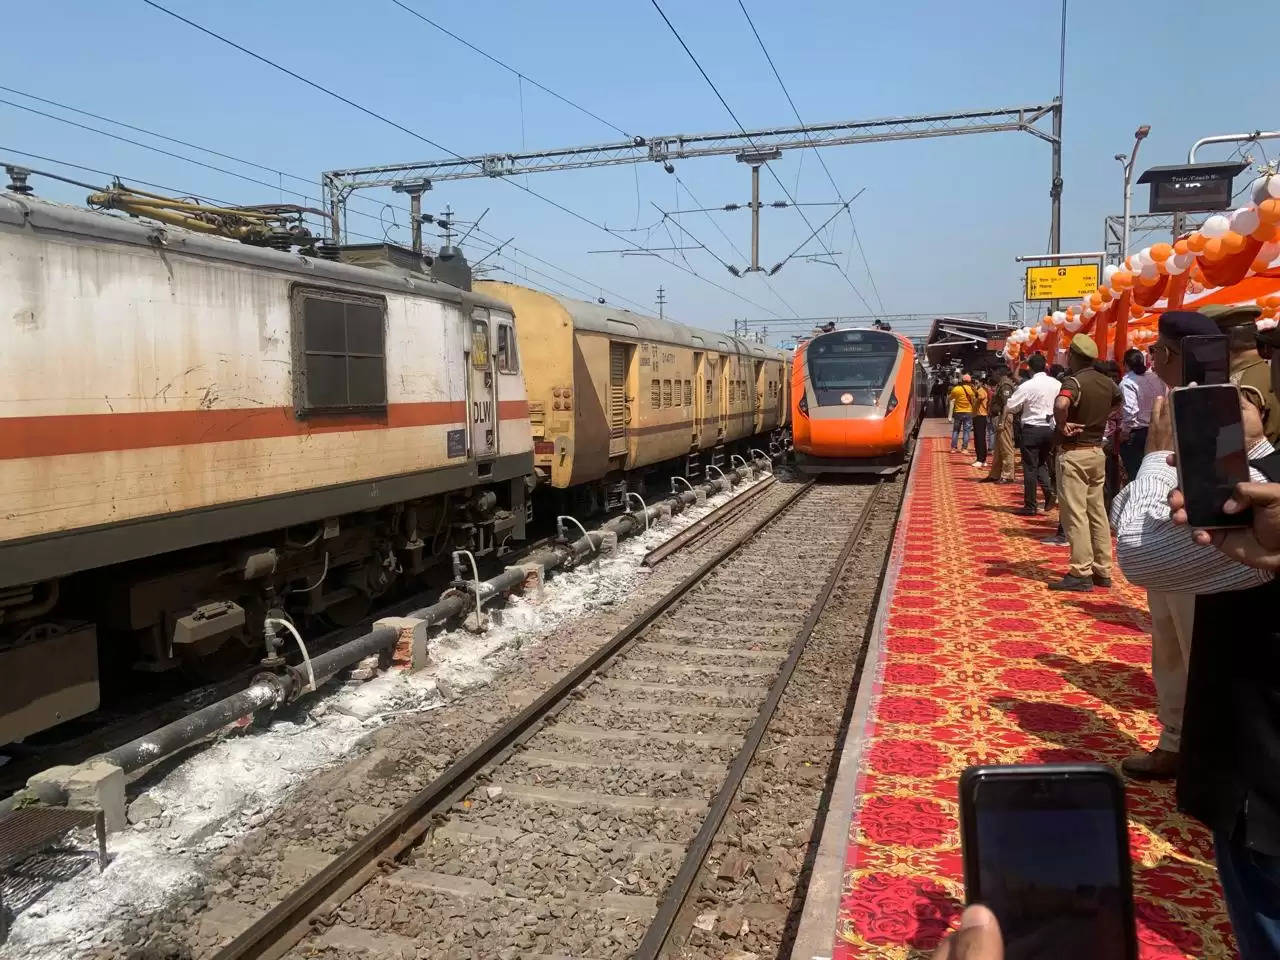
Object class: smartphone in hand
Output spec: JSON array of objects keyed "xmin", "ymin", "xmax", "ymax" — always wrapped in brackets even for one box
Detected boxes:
[
  {"xmin": 1170, "ymin": 383, "xmax": 1252, "ymax": 528},
  {"xmin": 1181, "ymin": 334, "xmax": 1229, "ymax": 386},
  {"xmin": 959, "ymin": 764, "xmax": 1137, "ymax": 960}
]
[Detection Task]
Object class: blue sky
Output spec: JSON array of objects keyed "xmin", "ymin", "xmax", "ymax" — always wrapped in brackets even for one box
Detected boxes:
[{"xmin": 4, "ymin": 1, "xmax": 1274, "ymax": 339}]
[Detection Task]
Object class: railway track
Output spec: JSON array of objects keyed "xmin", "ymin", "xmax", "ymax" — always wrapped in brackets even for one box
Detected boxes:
[{"xmin": 204, "ymin": 477, "xmax": 888, "ymax": 960}]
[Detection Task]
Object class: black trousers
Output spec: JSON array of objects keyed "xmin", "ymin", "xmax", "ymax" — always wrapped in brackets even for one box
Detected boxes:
[
  {"xmin": 1019, "ymin": 423, "xmax": 1056, "ymax": 510},
  {"xmin": 1119, "ymin": 427, "xmax": 1148, "ymax": 484},
  {"xmin": 973, "ymin": 415, "xmax": 989, "ymax": 463}
]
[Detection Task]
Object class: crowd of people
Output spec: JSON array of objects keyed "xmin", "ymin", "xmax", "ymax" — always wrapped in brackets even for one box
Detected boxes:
[{"xmin": 943, "ymin": 304, "xmax": 1280, "ymax": 959}]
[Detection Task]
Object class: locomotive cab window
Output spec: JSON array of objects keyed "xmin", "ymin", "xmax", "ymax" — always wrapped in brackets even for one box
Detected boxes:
[
  {"xmin": 292, "ymin": 287, "xmax": 387, "ymax": 415},
  {"xmin": 496, "ymin": 320, "xmax": 519, "ymax": 374},
  {"xmin": 807, "ymin": 330, "xmax": 900, "ymax": 406},
  {"xmin": 471, "ymin": 318, "xmax": 491, "ymax": 369}
]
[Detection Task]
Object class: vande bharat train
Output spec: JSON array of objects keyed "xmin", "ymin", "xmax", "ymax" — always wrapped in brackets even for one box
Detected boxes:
[{"xmin": 790, "ymin": 327, "xmax": 929, "ymax": 475}]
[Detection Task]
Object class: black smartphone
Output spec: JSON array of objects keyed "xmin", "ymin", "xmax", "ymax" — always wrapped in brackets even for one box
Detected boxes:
[
  {"xmin": 1171, "ymin": 384, "xmax": 1253, "ymax": 528},
  {"xmin": 959, "ymin": 764, "xmax": 1137, "ymax": 960},
  {"xmin": 1181, "ymin": 334, "xmax": 1228, "ymax": 385}
]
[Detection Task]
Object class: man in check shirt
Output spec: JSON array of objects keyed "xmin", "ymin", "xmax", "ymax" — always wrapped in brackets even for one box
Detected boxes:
[
  {"xmin": 1111, "ymin": 311, "xmax": 1271, "ymax": 781},
  {"xmin": 1118, "ymin": 347, "xmax": 1165, "ymax": 483}
]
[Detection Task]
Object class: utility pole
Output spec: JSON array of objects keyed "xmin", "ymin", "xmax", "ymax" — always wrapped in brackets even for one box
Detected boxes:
[
  {"xmin": 737, "ymin": 149, "xmax": 782, "ymax": 272},
  {"xmin": 656, "ymin": 285, "xmax": 666, "ymax": 319},
  {"xmin": 1115, "ymin": 125, "xmax": 1150, "ymax": 260}
]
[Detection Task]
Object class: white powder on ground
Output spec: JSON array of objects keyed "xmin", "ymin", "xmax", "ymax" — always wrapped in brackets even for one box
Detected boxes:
[{"xmin": 0, "ymin": 477, "xmax": 761, "ymax": 958}]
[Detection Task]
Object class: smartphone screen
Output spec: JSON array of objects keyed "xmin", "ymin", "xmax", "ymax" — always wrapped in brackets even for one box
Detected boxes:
[
  {"xmin": 1171, "ymin": 384, "xmax": 1252, "ymax": 528},
  {"xmin": 960, "ymin": 765, "xmax": 1136, "ymax": 960},
  {"xmin": 1181, "ymin": 334, "xmax": 1228, "ymax": 385}
]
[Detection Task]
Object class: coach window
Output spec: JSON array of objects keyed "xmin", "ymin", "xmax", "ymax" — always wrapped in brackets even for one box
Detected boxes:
[
  {"xmin": 292, "ymin": 288, "xmax": 387, "ymax": 415},
  {"xmin": 662, "ymin": 379, "xmax": 673, "ymax": 408},
  {"xmin": 651, "ymin": 379, "xmax": 661, "ymax": 408}
]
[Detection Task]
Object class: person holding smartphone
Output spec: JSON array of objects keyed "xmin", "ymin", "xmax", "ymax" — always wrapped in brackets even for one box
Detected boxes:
[
  {"xmin": 1146, "ymin": 318, "xmax": 1280, "ymax": 958},
  {"xmin": 1047, "ymin": 334, "xmax": 1122, "ymax": 591},
  {"xmin": 1204, "ymin": 303, "xmax": 1280, "ymax": 444}
]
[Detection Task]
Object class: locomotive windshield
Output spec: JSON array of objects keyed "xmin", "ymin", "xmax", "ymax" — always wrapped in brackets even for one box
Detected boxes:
[{"xmin": 806, "ymin": 330, "xmax": 900, "ymax": 405}]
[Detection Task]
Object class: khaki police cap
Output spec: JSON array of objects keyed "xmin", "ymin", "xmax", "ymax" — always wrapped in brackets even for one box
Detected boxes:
[
  {"xmin": 1200, "ymin": 303, "xmax": 1263, "ymax": 328},
  {"xmin": 1069, "ymin": 333, "xmax": 1099, "ymax": 359}
]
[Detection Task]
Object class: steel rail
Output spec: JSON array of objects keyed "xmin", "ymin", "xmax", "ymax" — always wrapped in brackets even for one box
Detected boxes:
[
  {"xmin": 211, "ymin": 479, "xmax": 816, "ymax": 960},
  {"xmin": 634, "ymin": 480, "xmax": 886, "ymax": 960},
  {"xmin": 641, "ymin": 475, "xmax": 776, "ymax": 567}
]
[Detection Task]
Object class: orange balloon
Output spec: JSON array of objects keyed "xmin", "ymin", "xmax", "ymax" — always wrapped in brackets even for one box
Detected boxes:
[
  {"xmin": 1173, "ymin": 238, "xmax": 1190, "ymax": 255},
  {"xmin": 1252, "ymin": 257, "xmax": 1271, "ymax": 273},
  {"xmin": 1130, "ymin": 304, "xmax": 1145, "ymax": 318},
  {"xmin": 1204, "ymin": 237, "xmax": 1225, "ymax": 260},
  {"xmin": 1260, "ymin": 198, "xmax": 1280, "ymax": 225},
  {"xmin": 1138, "ymin": 272, "xmax": 1160, "ymax": 286},
  {"xmin": 1266, "ymin": 295, "xmax": 1280, "ymax": 309},
  {"xmin": 1186, "ymin": 233, "xmax": 1207, "ymax": 253},
  {"xmin": 1090, "ymin": 292, "xmax": 1102, "ymax": 307},
  {"xmin": 1099, "ymin": 287, "xmax": 1113, "ymax": 303},
  {"xmin": 1113, "ymin": 269, "xmax": 1133, "ymax": 289},
  {"xmin": 1222, "ymin": 231, "xmax": 1247, "ymax": 254},
  {"xmin": 1149, "ymin": 242, "xmax": 1173, "ymax": 262},
  {"xmin": 1252, "ymin": 222, "xmax": 1277, "ymax": 241}
]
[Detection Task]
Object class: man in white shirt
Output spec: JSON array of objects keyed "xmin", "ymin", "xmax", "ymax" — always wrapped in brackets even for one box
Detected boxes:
[
  {"xmin": 1004, "ymin": 352, "xmax": 1060, "ymax": 515},
  {"xmin": 1118, "ymin": 347, "xmax": 1165, "ymax": 482}
]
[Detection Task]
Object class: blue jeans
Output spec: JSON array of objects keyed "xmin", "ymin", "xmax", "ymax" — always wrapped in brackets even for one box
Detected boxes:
[
  {"xmin": 1215, "ymin": 828, "xmax": 1280, "ymax": 959},
  {"xmin": 951, "ymin": 413, "xmax": 972, "ymax": 451}
]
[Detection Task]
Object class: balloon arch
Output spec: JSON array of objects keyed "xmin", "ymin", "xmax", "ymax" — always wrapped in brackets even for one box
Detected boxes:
[{"xmin": 1004, "ymin": 172, "xmax": 1280, "ymax": 367}]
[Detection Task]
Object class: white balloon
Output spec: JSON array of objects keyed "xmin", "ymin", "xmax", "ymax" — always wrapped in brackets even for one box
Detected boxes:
[
  {"xmin": 1065, "ymin": 318, "xmax": 1083, "ymax": 332},
  {"xmin": 1202, "ymin": 214, "xmax": 1231, "ymax": 238},
  {"xmin": 1140, "ymin": 261, "xmax": 1159, "ymax": 279},
  {"xmin": 1269, "ymin": 176, "xmax": 1280, "ymax": 201},
  {"xmin": 1103, "ymin": 263, "xmax": 1120, "ymax": 283},
  {"xmin": 1052, "ymin": 310, "xmax": 1066, "ymax": 323},
  {"xmin": 1171, "ymin": 252, "xmax": 1195, "ymax": 271},
  {"xmin": 1231, "ymin": 206, "xmax": 1261, "ymax": 236}
]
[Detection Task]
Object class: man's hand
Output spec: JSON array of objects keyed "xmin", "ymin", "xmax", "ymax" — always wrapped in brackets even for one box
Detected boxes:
[
  {"xmin": 1060, "ymin": 421, "xmax": 1084, "ymax": 438},
  {"xmin": 1242, "ymin": 394, "xmax": 1265, "ymax": 450},
  {"xmin": 932, "ymin": 905, "xmax": 1003, "ymax": 960},
  {"xmin": 1168, "ymin": 481, "xmax": 1280, "ymax": 570},
  {"xmin": 1146, "ymin": 395, "xmax": 1173, "ymax": 454}
]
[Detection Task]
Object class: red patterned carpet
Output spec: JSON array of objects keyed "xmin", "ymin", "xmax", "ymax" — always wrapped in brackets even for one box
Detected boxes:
[{"xmin": 833, "ymin": 437, "xmax": 1234, "ymax": 958}]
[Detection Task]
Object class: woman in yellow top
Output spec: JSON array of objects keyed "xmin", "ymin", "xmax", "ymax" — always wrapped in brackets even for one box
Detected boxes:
[{"xmin": 948, "ymin": 374, "xmax": 979, "ymax": 453}]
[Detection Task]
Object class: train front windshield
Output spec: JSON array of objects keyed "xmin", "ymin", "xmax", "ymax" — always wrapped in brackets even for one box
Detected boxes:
[{"xmin": 807, "ymin": 331, "xmax": 900, "ymax": 405}]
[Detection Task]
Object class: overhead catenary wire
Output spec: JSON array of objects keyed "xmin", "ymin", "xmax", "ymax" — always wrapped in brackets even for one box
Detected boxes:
[
  {"xmin": 648, "ymin": 0, "xmax": 877, "ymax": 315},
  {"xmin": 1, "ymin": 87, "xmax": 663, "ymax": 314},
  {"xmin": 139, "ymin": 0, "xmax": 778, "ymax": 317},
  {"xmin": 733, "ymin": 0, "xmax": 887, "ymax": 314},
  {"xmin": 386, "ymin": 0, "xmax": 631, "ymax": 139}
]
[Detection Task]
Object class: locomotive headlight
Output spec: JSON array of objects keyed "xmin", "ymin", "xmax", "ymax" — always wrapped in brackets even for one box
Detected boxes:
[
  {"xmin": 798, "ymin": 394, "xmax": 809, "ymax": 417},
  {"xmin": 886, "ymin": 389, "xmax": 899, "ymax": 414}
]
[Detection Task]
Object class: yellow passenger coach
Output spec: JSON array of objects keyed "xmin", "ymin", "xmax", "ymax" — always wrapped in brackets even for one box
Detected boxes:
[{"xmin": 476, "ymin": 281, "xmax": 788, "ymax": 502}]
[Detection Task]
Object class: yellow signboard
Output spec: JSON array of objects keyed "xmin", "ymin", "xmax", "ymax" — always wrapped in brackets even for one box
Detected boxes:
[{"xmin": 1024, "ymin": 264, "xmax": 1100, "ymax": 301}]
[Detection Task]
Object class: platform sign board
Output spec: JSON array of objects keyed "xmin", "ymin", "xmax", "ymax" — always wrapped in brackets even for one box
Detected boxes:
[{"xmin": 1024, "ymin": 264, "xmax": 1099, "ymax": 301}]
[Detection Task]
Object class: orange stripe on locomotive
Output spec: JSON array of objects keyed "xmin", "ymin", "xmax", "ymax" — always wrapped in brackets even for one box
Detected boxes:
[{"xmin": 790, "ymin": 328, "xmax": 929, "ymax": 475}]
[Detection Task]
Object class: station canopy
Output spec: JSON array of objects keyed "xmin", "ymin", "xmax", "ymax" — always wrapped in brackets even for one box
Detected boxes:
[{"xmin": 925, "ymin": 316, "xmax": 1018, "ymax": 366}]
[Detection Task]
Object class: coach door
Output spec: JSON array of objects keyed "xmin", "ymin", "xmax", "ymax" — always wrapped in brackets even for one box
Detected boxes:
[
  {"xmin": 608, "ymin": 341, "xmax": 629, "ymax": 458},
  {"xmin": 467, "ymin": 308, "xmax": 497, "ymax": 458}
]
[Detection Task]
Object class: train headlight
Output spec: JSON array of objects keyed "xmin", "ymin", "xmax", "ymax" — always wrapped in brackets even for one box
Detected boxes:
[
  {"xmin": 886, "ymin": 389, "xmax": 899, "ymax": 414},
  {"xmin": 798, "ymin": 393, "xmax": 809, "ymax": 417}
]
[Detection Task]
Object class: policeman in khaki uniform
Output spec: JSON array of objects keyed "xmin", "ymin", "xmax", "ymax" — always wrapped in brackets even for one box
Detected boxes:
[
  {"xmin": 1202, "ymin": 303, "xmax": 1280, "ymax": 445},
  {"xmin": 1049, "ymin": 333, "xmax": 1123, "ymax": 591}
]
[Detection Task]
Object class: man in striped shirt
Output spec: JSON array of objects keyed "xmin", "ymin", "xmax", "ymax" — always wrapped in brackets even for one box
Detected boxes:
[{"xmin": 1111, "ymin": 311, "xmax": 1272, "ymax": 780}]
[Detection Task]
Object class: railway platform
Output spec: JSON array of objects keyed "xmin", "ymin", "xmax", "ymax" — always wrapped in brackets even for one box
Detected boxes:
[{"xmin": 793, "ymin": 422, "xmax": 1233, "ymax": 959}]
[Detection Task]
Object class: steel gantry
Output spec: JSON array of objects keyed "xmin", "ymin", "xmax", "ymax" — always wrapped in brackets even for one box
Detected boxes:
[{"xmin": 321, "ymin": 100, "xmax": 1063, "ymax": 253}]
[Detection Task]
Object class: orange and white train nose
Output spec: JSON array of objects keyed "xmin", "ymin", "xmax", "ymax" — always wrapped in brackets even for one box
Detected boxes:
[{"xmin": 791, "ymin": 328, "xmax": 915, "ymax": 474}]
